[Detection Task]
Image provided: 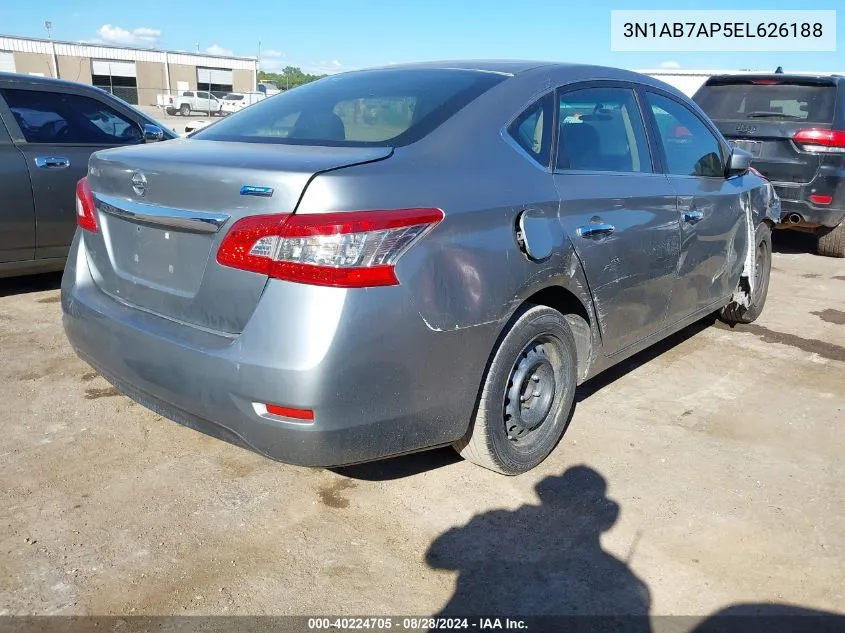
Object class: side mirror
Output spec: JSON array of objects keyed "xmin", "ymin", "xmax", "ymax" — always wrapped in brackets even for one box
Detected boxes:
[
  {"xmin": 726, "ymin": 147, "xmax": 752, "ymax": 178},
  {"xmin": 143, "ymin": 123, "xmax": 165, "ymax": 143}
]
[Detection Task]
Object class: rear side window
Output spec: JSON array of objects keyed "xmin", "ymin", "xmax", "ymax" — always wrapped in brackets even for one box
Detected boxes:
[
  {"xmin": 695, "ymin": 81, "xmax": 836, "ymax": 123},
  {"xmin": 193, "ymin": 68, "xmax": 507, "ymax": 147},
  {"xmin": 0, "ymin": 88, "xmax": 143, "ymax": 145},
  {"xmin": 507, "ymin": 92, "xmax": 554, "ymax": 167},
  {"xmin": 556, "ymin": 87, "xmax": 651, "ymax": 173}
]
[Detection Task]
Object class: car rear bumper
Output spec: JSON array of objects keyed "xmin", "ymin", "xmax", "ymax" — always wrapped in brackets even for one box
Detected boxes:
[
  {"xmin": 61, "ymin": 233, "xmax": 494, "ymax": 467},
  {"xmin": 777, "ymin": 197, "xmax": 845, "ymax": 228},
  {"xmin": 772, "ymin": 172, "xmax": 845, "ymax": 228}
]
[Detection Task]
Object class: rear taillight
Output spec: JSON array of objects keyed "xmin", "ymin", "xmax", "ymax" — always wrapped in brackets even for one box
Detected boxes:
[
  {"xmin": 263, "ymin": 403, "xmax": 314, "ymax": 421},
  {"xmin": 216, "ymin": 208, "xmax": 444, "ymax": 288},
  {"xmin": 810, "ymin": 194, "xmax": 833, "ymax": 205},
  {"xmin": 793, "ymin": 129, "xmax": 845, "ymax": 153},
  {"xmin": 75, "ymin": 177, "xmax": 98, "ymax": 233}
]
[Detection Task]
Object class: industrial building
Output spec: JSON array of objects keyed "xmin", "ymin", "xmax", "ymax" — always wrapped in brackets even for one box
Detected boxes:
[{"xmin": 0, "ymin": 35, "xmax": 259, "ymax": 106}]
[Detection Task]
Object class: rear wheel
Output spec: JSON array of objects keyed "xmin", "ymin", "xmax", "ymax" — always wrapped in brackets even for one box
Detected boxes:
[
  {"xmin": 817, "ymin": 221, "xmax": 845, "ymax": 258},
  {"xmin": 720, "ymin": 222, "xmax": 772, "ymax": 325},
  {"xmin": 179, "ymin": 104, "xmax": 190, "ymax": 116},
  {"xmin": 454, "ymin": 305, "xmax": 577, "ymax": 475}
]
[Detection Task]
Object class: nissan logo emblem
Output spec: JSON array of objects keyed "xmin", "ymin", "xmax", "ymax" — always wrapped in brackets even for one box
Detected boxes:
[{"xmin": 131, "ymin": 171, "xmax": 147, "ymax": 197}]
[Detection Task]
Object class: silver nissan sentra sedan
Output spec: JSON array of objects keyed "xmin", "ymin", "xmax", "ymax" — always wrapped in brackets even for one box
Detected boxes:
[{"xmin": 62, "ymin": 61, "xmax": 780, "ymax": 475}]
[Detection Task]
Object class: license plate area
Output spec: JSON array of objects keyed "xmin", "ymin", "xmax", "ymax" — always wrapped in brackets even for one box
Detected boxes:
[
  {"xmin": 730, "ymin": 139, "xmax": 763, "ymax": 157},
  {"xmin": 100, "ymin": 213, "xmax": 213, "ymax": 296}
]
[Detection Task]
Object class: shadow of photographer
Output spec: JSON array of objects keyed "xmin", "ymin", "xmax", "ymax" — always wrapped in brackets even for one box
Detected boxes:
[
  {"xmin": 423, "ymin": 465, "xmax": 845, "ymax": 633},
  {"xmin": 425, "ymin": 465, "xmax": 652, "ymax": 632}
]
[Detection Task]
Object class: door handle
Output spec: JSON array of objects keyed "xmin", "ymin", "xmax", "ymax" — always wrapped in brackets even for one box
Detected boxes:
[
  {"xmin": 684, "ymin": 209, "xmax": 704, "ymax": 224},
  {"xmin": 577, "ymin": 222, "xmax": 616, "ymax": 238},
  {"xmin": 34, "ymin": 156, "xmax": 71, "ymax": 169}
]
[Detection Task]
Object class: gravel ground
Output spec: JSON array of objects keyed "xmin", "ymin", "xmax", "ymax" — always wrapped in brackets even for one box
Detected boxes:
[{"xmin": 0, "ymin": 230, "xmax": 843, "ymax": 625}]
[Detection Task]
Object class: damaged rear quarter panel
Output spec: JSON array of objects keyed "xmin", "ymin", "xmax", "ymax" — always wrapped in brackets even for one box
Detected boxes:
[
  {"xmin": 296, "ymin": 141, "xmax": 600, "ymax": 381},
  {"xmin": 404, "ymin": 212, "xmax": 599, "ymax": 382}
]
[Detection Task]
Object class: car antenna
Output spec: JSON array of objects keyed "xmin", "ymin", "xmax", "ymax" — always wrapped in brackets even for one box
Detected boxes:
[{"xmin": 775, "ymin": 66, "xmax": 784, "ymax": 74}]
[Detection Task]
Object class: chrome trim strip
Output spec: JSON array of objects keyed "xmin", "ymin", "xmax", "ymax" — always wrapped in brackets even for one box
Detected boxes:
[{"xmin": 94, "ymin": 193, "xmax": 230, "ymax": 234}]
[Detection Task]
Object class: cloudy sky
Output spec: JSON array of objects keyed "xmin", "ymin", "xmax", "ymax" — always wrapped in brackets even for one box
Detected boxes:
[{"xmin": 4, "ymin": 0, "xmax": 843, "ymax": 74}]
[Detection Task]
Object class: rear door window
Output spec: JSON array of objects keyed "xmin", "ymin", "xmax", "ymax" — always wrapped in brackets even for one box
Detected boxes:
[
  {"xmin": 0, "ymin": 88, "xmax": 143, "ymax": 145},
  {"xmin": 694, "ymin": 81, "xmax": 836, "ymax": 124},
  {"xmin": 556, "ymin": 86, "xmax": 652, "ymax": 173},
  {"xmin": 193, "ymin": 68, "xmax": 507, "ymax": 147}
]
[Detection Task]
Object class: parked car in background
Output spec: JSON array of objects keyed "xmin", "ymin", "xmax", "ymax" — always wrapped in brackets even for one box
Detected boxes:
[
  {"xmin": 0, "ymin": 72, "xmax": 174, "ymax": 278},
  {"xmin": 258, "ymin": 81, "xmax": 281, "ymax": 96},
  {"xmin": 62, "ymin": 62, "xmax": 779, "ymax": 475},
  {"xmin": 220, "ymin": 92, "xmax": 266, "ymax": 115},
  {"xmin": 156, "ymin": 90, "xmax": 222, "ymax": 117},
  {"xmin": 694, "ymin": 72, "xmax": 845, "ymax": 257},
  {"xmin": 182, "ymin": 119, "xmax": 214, "ymax": 135}
]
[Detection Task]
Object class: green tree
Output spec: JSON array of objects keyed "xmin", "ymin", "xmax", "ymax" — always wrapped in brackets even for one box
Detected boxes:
[{"xmin": 259, "ymin": 66, "xmax": 327, "ymax": 91}]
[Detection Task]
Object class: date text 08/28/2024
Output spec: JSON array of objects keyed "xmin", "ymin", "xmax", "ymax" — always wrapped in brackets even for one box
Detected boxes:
[{"xmin": 307, "ymin": 617, "xmax": 528, "ymax": 630}]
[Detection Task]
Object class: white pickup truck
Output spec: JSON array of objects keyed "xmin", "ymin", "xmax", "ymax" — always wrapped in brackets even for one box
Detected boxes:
[{"xmin": 155, "ymin": 90, "xmax": 222, "ymax": 116}]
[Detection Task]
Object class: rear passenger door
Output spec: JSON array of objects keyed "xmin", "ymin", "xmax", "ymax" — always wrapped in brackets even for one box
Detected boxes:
[
  {"xmin": 0, "ymin": 86, "xmax": 144, "ymax": 260},
  {"xmin": 643, "ymin": 90, "xmax": 745, "ymax": 319},
  {"xmin": 0, "ymin": 108, "xmax": 35, "ymax": 264},
  {"xmin": 552, "ymin": 83, "xmax": 680, "ymax": 357}
]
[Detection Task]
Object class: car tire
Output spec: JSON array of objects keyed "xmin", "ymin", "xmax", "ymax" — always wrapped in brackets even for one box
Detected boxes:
[
  {"xmin": 179, "ymin": 104, "xmax": 190, "ymax": 116},
  {"xmin": 454, "ymin": 304, "xmax": 577, "ymax": 476},
  {"xmin": 165, "ymin": 107, "xmax": 176, "ymax": 116},
  {"xmin": 817, "ymin": 221, "xmax": 845, "ymax": 258},
  {"xmin": 720, "ymin": 222, "xmax": 772, "ymax": 325}
]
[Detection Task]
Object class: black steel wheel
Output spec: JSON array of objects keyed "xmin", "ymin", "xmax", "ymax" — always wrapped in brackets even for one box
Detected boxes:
[
  {"xmin": 454, "ymin": 304, "xmax": 578, "ymax": 475},
  {"xmin": 504, "ymin": 339, "xmax": 560, "ymax": 441}
]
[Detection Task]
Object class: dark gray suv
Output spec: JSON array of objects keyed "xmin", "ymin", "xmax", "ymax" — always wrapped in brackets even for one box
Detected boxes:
[
  {"xmin": 694, "ymin": 73, "xmax": 845, "ymax": 257},
  {"xmin": 0, "ymin": 73, "xmax": 175, "ymax": 278}
]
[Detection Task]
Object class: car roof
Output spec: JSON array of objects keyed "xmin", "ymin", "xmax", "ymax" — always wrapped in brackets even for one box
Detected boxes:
[
  {"xmin": 352, "ymin": 60, "xmax": 658, "ymax": 78},
  {"xmin": 357, "ymin": 60, "xmax": 556, "ymax": 75}
]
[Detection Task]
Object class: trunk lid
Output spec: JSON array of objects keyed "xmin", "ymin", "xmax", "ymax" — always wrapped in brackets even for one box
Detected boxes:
[
  {"xmin": 84, "ymin": 139, "xmax": 392, "ymax": 334},
  {"xmin": 694, "ymin": 76, "xmax": 837, "ymax": 185}
]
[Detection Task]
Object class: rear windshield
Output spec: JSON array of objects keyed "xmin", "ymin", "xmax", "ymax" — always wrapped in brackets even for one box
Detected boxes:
[
  {"xmin": 192, "ymin": 68, "xmax": 507, "ymax": 146},
  {"xmin": 694, "ymin": 81, "xmax": 836, "ymax": 123},
  {"xmin": 224, "ymin": 94, "xmax": 243, "ymax": 101}
]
